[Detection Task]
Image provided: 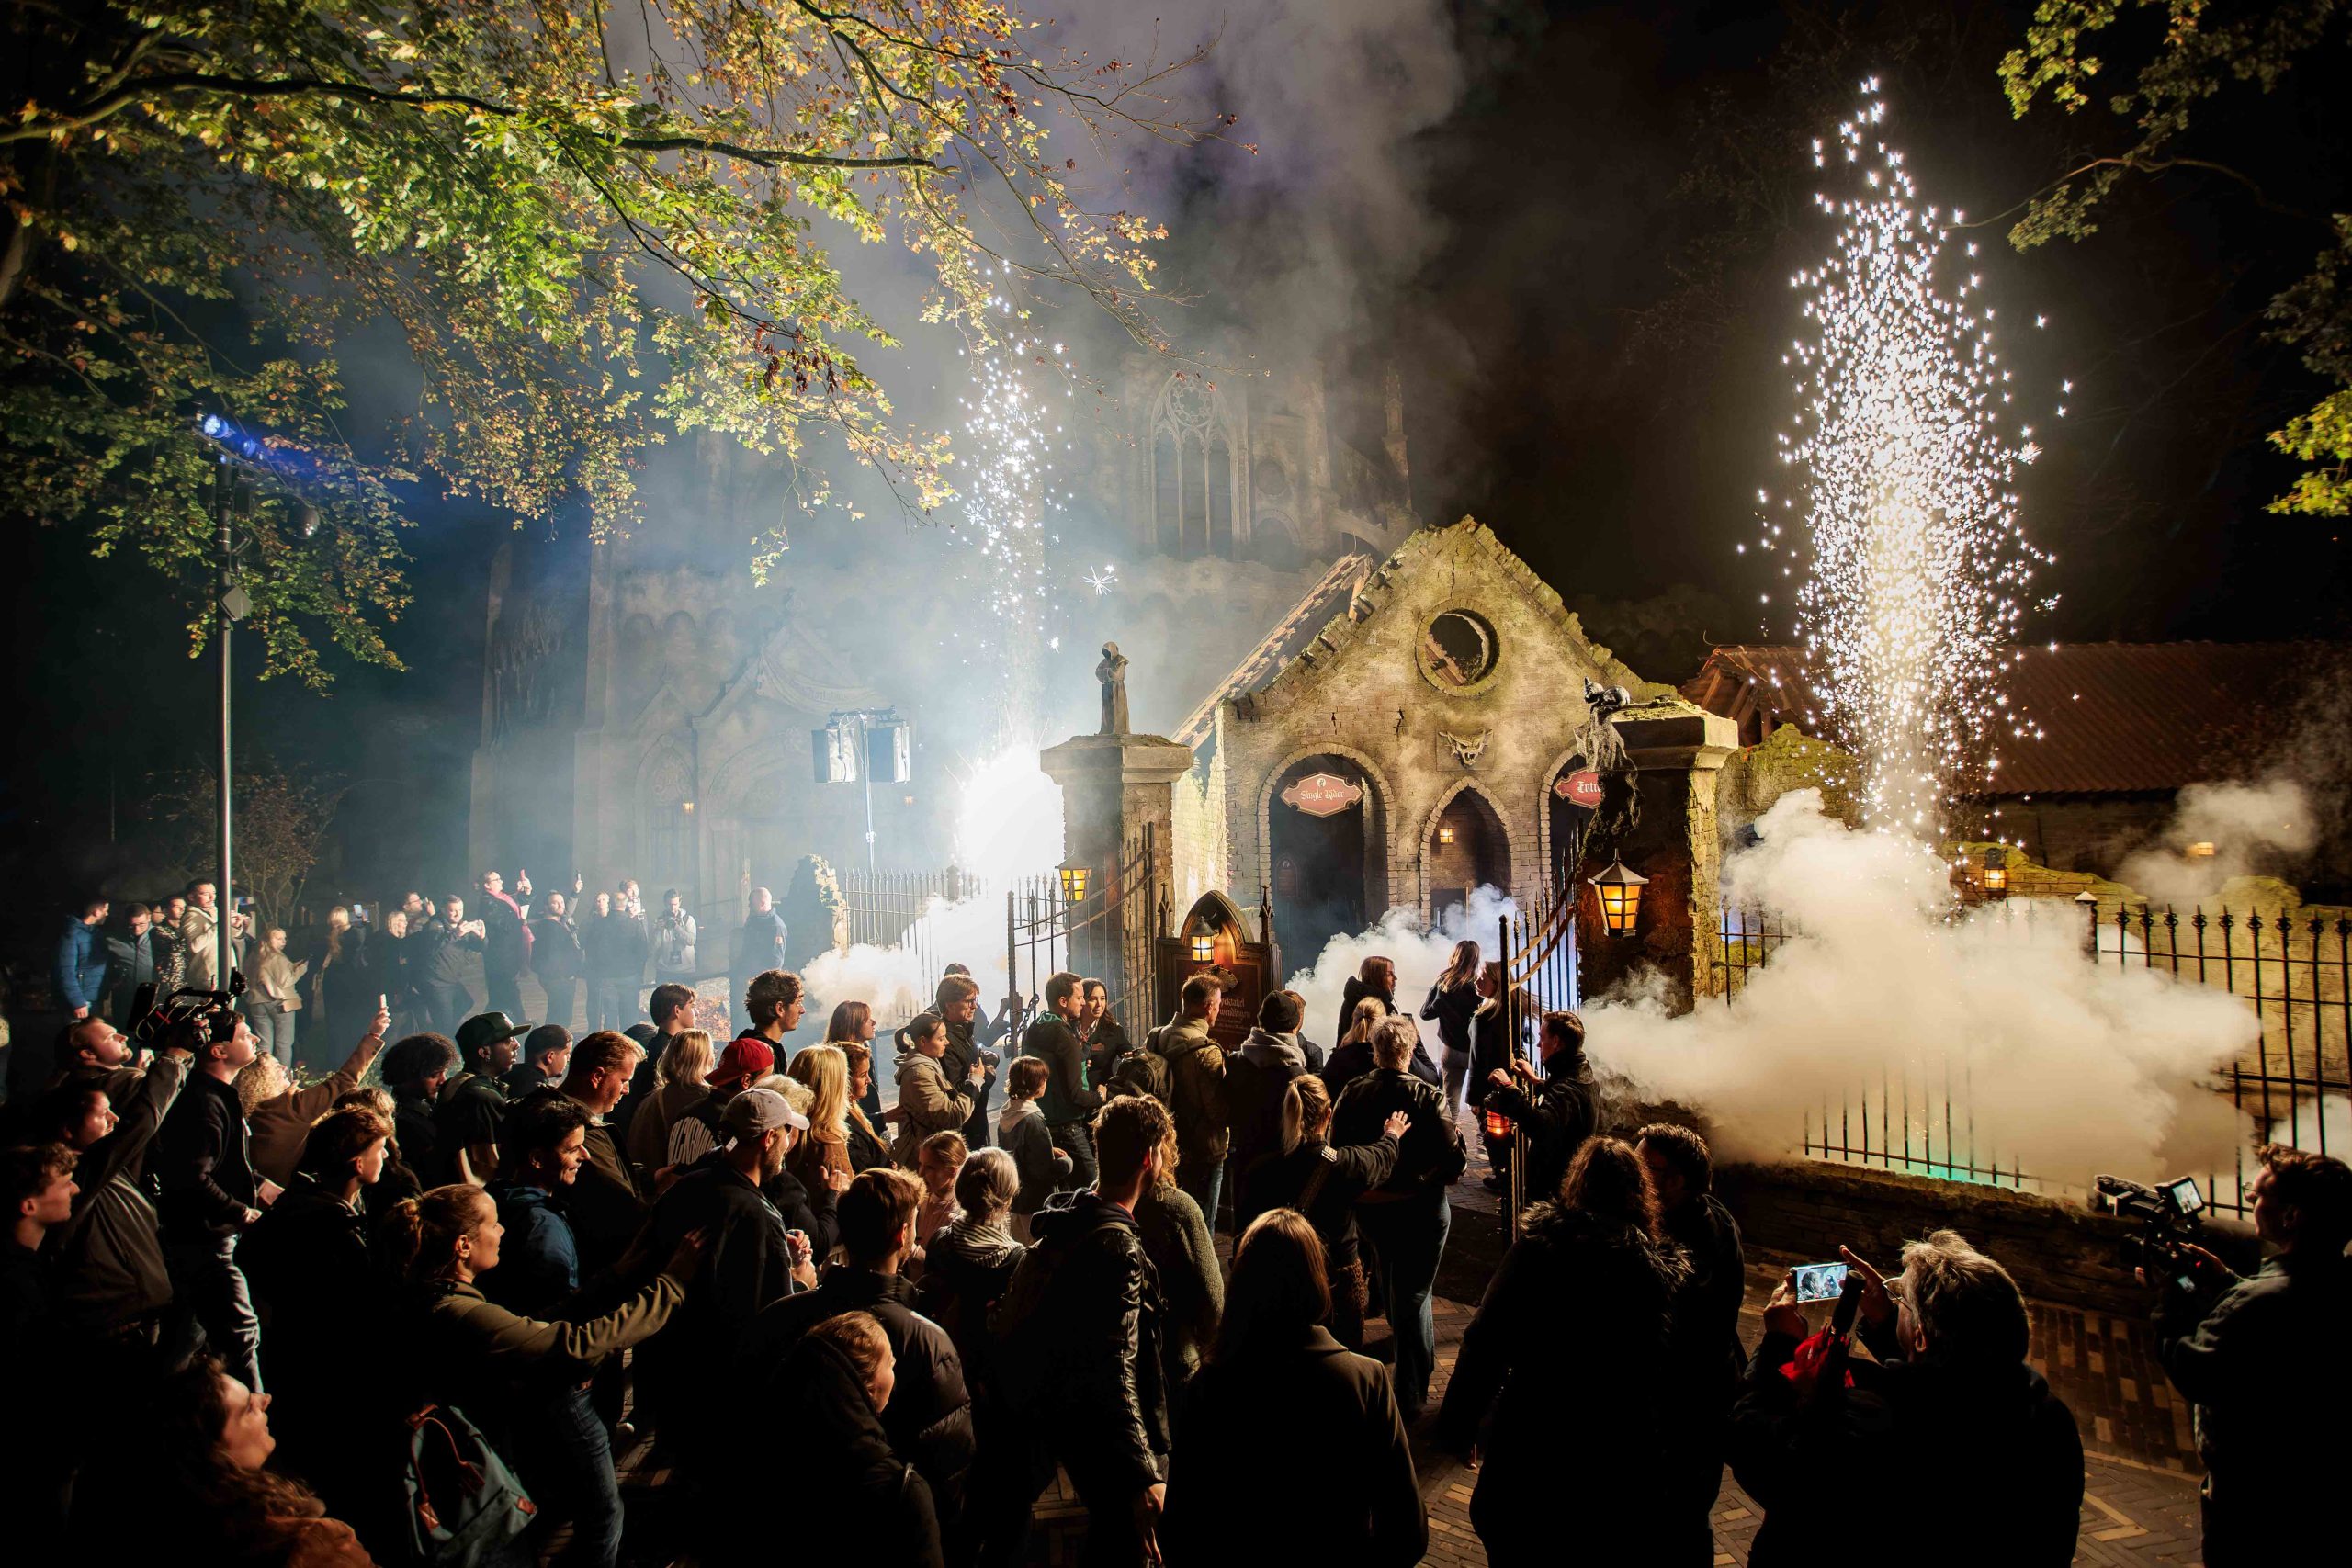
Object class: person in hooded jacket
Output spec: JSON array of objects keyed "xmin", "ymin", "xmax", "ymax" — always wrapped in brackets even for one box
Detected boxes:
[
  {"xmin": 1726, "ymin": 1230, "xmax": 2081, "ymax": 1567},
  {"xmin": 1223, "ymin": 988, "xmax": 1311, "ymax": 1231},
  {"xmin": 990, "ymin": 1095, "xmax": 1171, "ymax": 1568},
  {"xmin": 1481, "ymin": 1008, "xmax": 1597, "ymax": 1205},
  {"xmin": 1435, "ymin": 1136, "xmax": 1691, "ymax": 1567},
  {"xmin": 738, "ymin": 1168, "xmax": 977, "ymax": 1553}
]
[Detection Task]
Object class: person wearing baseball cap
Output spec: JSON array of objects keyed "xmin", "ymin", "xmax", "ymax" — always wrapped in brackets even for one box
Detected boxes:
[
  {"xmin": 663, "ymin": 1035, "xmax": 776, "ymax": 1171},
  {"xmin": 639, "ymin": 1086, "xmax": 819, "ymax": 1460},
  {"xmin": 436, "ymin": 1011, "xmax": 532, "ymax": 1186}
]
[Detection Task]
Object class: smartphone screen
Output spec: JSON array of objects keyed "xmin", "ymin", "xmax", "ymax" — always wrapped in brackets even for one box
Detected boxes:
[{"xmin": 1794, "ymin": 1262, "xmax": 1850, "ymax": 1303}]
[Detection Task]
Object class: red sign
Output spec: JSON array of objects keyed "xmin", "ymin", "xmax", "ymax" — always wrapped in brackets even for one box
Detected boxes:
[
  {"xmin": 1555, "ymin": 769, "xmax": 1604, "ymax": 808},
  {"xmin": 1282, "ymin": 772, "xmax": 1364, "ymax": 818}
]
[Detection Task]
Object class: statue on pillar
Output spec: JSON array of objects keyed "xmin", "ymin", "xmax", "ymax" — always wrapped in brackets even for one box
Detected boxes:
[{"xmin": 1096, "ymin": 641, "xmax": 1130, "ymax": 736}]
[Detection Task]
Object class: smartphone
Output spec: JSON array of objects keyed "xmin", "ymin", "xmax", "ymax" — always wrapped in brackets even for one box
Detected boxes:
[{"xmin": 1793, "ymin": 1262, "xmax": 1850, "ymax": 1303}]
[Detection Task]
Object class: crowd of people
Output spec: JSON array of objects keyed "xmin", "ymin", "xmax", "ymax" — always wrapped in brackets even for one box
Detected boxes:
[{"xmin": 7, "ymin": 910, "xmax": 2349, "ymax": 1566}]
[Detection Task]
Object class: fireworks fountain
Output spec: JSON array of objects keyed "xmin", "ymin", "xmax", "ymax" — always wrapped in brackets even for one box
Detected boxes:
[{"xmin": 1762, "ymin": 84, "xmax": 2052, "ymax": 842}]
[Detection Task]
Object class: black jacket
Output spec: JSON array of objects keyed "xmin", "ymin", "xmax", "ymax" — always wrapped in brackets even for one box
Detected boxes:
[
  {"xmin": 1166, "ymin": 1326, "xmax": 1425, "ymax": 1566},
  {"xmin": 1728, "ymin": 1322, "xmax": 2082, "ymax": 1566},
  {"xmin": 1319, "ymin": 1035, "xmax": 1440, "ymax": 1099},
  {"xmin": 1485, "ymin": 1056, "xmax": 1596, "ymax": 1204},
  {"xmin": 1436, "ymin": 1205, "xmax": 1690, "ymax": 1553},
  {"xmin": 1242, "ymin": 1134, "xmax": 1398, "ymax": 1270},
  {"xmin": 2153, "ymin": 1248, "xmax": 2351, "ymax": 1557},
  {"xmin": 1661, "ymin": 1192, "xmax": 1747, "ymax": 1413},
  {"xmin": 242, "ymin": 1177, "xmax": 376, "ymax": 1393},
  {"xmin": 708, "ymin": 1334, "xmax": 943, "ymax": 1568},
  {"xmin": 1022, "ymin": 1013, "xmax": 1100, "ymax": 1127},
  {"xmin": 153, "ymin": 1070, "xmax": 257, "ymax": 1244},
  {"xmin": 1225, "ymin": 1030, "xmax": 1307, "ymax": 1225},
  {"xmin": 528, "ymin": 916, "xmax": 582, "ymax": 985},
  {"xmin": 991, "ymin": 1192, "xmax": 1168, "ymax": 1490},
  {"xmin": 1330, "ymin": 1068, "xmax": 1463, "ymax": 1197},
  {"xmin": 739, "ymin": 1269, "xmax": 976, "ymax": 1536},
  {"xmin": 1419, "ymin": 980, "xmax": 1478, "ymax": 1059},
  {"xmin": 1334, "ymin": 976, "xmax": 1396, "ymax": 1046},
  {"xmin": 1465, "ymin": 1002, "xmax": 1529, "ymax": 1107}
]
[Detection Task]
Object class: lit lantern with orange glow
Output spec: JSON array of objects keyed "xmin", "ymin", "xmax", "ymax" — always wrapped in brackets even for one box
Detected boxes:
[
  {"xmin": 1058, "ymin": 864, "xmax": 1090, "ymax": 903},
  {"xmin": 1484, "ymin": 1105, "xmax": 1512, "ymax": 1140},
  {"xmin": 1190, "ymin": 931, "xmax": 1216, "ymax": 964},
  {"xmin": 1980, "ymin": 846, "xmax": 2008, "ymax": 898},
  {"xmin": 1589, "ymin": 856, "xmax": 1648, "ymax": 938},
  {"xmin": 1436, "ymin": 824, "xmax": 1457, "ymax": 846}
]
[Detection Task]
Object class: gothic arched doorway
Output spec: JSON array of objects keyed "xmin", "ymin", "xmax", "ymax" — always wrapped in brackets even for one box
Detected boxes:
[
  {"xmin": 1427, "ymin": 787, "xmax": 1510, "ymax": 923},
  {"xmin": 1267, "ymin": 754, "xmax": 1385, "ymax": 974}
]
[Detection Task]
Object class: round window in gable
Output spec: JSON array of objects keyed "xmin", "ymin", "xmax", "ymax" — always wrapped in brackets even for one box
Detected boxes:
[{"xmin": 1419, "ymin": 609, "xmax": 1499, "ymax": 694}]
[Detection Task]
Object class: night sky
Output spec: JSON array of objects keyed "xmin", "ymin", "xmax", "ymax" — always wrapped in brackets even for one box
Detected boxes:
[{"xmin": 6, "ymin": 0, "xmax": 2346, "ymax": 932}]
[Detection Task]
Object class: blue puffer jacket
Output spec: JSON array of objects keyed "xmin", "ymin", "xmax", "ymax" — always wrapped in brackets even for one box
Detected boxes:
[{"xmin": 55, "ymin": 918, "xmax": 108, "ymax": 1012}]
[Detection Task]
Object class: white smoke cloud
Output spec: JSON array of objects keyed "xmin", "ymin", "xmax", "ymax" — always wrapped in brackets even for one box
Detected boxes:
[
  {"xmin": 1282, "ymin": 884, "xmax": 1521, "ymax": 1048},
  {"xmin": 2113, "ymin": 778, "xmax": 2319, "ymax": 908},
  {"xmin": 1589, "ymin": 790, "xmax": 2258, "ymax": 1187},
  {"xmin": 802, "ymin": 892, "xmax": 1018, "ymax": 1027}
]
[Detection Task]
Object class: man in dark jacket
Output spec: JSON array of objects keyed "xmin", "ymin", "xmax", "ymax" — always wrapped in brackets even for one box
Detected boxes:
[
  {"xmin": 732, "ymin": 886, "xmax": 787, "ymax": 1033},
  {"xmin": 1728, "ymin": 1230, "xmax": 2082, "ymax": 1566},
  {"xmin": 739, "ymin": 1168, "xmax": 976, "ymax": 1550},
  {"xmin": 152, "ymin": 1003, "xmax": 278, "ymax": 1391},
  {"xmin": 102, "ymin": 904, "xmax": 157, "ymax": 1028},
  {"xmin": 1331, "ymin": 1016, "xmax": 1463, "ymax": 1418},
  {"xmin": 43, "ymin": 1050, "xmax": 189, "ymax": 1343},
  {"xmin": 1482, "ymin": 1009, "xmax": 1597, "ymax": 1204},
  {"xmin": 1639, "ymin": 1122, "xmax": 1747, "ymax": 1565},
  {"xmin": 2150, "ymin": 1144, "xmax": 2352, "ymax": 1565},
  {"xmin": 415, "ymin": 895, "xmax": 479, "ymax": 1034},
  {"xmin": 993, "ymin": 1095, "xmax": 1171, "ymax": 1567},
  {"xmin": 1022, "ymin": 971, "xmax": 1101, "ymax": 1188},
  {"xmin": 1225, "ymin": 987, "xmax": 1309, "ymax": 1230},
  {"xmin": 1148, "ymin": 975, "xmax": 1228, "ymax": 1224},
  {"xmin": 476, "ymin": 869, "xmax": 534, "ymax": 1019},
  {"xmin": 1319, "ymin": 1018, "xmax": 1440, "ymax": 1099},
  {"xmin": 937, "ymin": 971, "xmax": 1000, "ymax": 1148},
  {"xmin": 54, "ymin": 898, "xmax": 110, "ymax": 1021},
  {"xmin": 432, "ymin": 1011, "xmax": 526, "ymax": 1186},
  {"xmin": 530, "ymin": 893, "xmax": 585, "ymax": 1031},
  {"xmin": 641, "ymin": 1087, "xmax": 818, "ymax": 1461}
]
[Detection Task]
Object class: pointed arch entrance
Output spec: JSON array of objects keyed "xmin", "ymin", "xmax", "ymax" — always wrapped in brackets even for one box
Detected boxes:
[
  {"xmin": 1263, "ymin": 750, "xmax": 1389, "ymax": 973},
  {"xmin": 1425, "ymin": 784, "xmax": 1510, "ymax": 923}
]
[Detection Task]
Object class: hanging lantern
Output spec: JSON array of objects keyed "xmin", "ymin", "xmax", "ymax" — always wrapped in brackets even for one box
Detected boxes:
[
  {"xmin": 1058, "ymin": 864, "xmax": 1090, "ymax": 903},
  {"xmin": 1484, "ymin": 1105, "xmax": 1512, "ymax": 1141},
  {"xmin": 1589, "ymin": 856, "xmax": 1649, "ymax": 938},
  {"xmin": 1980, "ymin": 846, "xmax": 2008, "ymax": 898},
  {"xmin": 1436, "ymin": 824, "xmax": 1457, "ymax": 846},
  {"xmin": 1189, "ymin": 931, "xmax": 1216, "ymax": 964}
]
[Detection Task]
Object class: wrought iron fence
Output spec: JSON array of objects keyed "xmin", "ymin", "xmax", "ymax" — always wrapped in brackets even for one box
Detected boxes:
[
  {"xmin": 1712, "ymin": 896, "xmax": 2352, "ymax": 1216},
  {"xmin": 1004, "ymin": 823, "xmax": 1164, "ymax": 1040},
  {"xmin": 835, "ymin": 865, "xmax": 990, "ymax": 1025}
]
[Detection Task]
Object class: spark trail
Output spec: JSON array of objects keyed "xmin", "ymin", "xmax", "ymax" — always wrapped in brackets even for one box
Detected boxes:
[{"xmin": 1764, "ymin": 85, "xmax": 2051, "ymax": 840}]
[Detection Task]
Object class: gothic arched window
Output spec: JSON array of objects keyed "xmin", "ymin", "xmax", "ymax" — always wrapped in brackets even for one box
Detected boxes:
[{"xmin": 1151, "ymin": 375, "xmax": 1236, "ymax": 559}]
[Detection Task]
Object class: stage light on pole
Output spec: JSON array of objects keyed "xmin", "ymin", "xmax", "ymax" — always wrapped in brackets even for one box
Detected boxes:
[{"xmin": 1589, "ymin": 856, "xmax": 1649, "ymax": 939}]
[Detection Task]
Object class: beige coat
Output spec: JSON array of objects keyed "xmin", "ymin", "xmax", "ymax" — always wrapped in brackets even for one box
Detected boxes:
[
  {"xmin": 247, "ymin": 1033, "xmax": 382, "ymax": 1187},
  {"xmin": 893, "ymin": 1053, "xmax": 975, "ymax": 1166}
]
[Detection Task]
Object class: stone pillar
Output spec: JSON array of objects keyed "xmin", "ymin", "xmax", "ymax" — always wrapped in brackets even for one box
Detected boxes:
[
  {"xmin": 1577, "ymin": 706, "xmax": 1738, "ymax": 1013},
  {"xmin": 1040, "ymin": 732, "xmax": 1194, "ymax": 980}
]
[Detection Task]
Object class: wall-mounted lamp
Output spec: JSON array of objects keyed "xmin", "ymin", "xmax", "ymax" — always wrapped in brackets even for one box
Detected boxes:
[
  {"xmin": 1981, "ymin": 845, "xmax": 2007, "ymax": 898},
  {"xmin": 680, "ymin": 800, "xmax": 695, "ymax": 816},
  {"xmin": 1437, "ymin": 824, "xmax": 1457, "ymax": 846},
  {"xmin": 1589, "ymin": 856, "xmax": 1649, "ymax": 939},
  {"xmin": 1059, "ymin": 865, "xmax": 1090, "ymax": 903},
  {"xmin": 1189, "ymin": 931, "xmax": 1216, "ymax": 964}
]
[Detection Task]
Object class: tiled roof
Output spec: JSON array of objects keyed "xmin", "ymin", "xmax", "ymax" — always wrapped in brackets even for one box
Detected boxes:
[{"xmin": 1683, "ymin": 641, "xmax": 2344, "ymax": 795}]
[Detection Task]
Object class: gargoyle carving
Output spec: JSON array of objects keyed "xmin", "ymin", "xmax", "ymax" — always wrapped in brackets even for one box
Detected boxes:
[{"xmin": 1440, "ymin": 729, "xmax": 1489, "ymax": 769}]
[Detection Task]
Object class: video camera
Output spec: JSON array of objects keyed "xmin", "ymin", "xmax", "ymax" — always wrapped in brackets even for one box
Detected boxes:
[
  {"xmin": 2093, "ymin": 1173, "xmax": 2210, "ymax": 1292},
  {"xmin": 130, "ymin": 970, "xmax": 248, "ymax": 1051}
]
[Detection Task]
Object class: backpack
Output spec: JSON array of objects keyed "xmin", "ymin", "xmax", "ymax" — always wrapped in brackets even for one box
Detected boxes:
[
  {"xmin": 1106, "ymin": 1043, "xmax": 1170, "ymax": 1103},
  {"xmin": 402, "ymin": 1404, "xmax": 536, "ymax": 1568}
]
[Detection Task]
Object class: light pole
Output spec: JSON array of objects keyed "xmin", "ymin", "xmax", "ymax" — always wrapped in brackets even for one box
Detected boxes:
[{"xmin": 209, "ymin": 456, "xmax": 254, "ymax": 967}]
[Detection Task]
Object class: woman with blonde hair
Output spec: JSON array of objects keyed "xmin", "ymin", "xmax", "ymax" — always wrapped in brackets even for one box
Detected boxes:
[
  {"xmin": 786, "ymin": 1043, "xmax": 854, "ymax": 1190},
  {"xmin": 627, "ymin": 1025, "xmax": 714, "ymax": 1172},
  {"xmin": 837, "ymin": 1040, "xmax": 892, "ymax": 1173},
  {"xmin": 389, "ymin": 1183, "xmax": 700, "ymax": 1568}
]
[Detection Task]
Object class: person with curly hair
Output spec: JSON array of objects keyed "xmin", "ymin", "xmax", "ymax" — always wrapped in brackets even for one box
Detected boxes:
[{"xmin": 133, "ymin": 1352, "xmax": 371, "ymax": 1566}]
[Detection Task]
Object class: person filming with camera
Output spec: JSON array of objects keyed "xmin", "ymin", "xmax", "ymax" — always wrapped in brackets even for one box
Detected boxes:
[{"xmin": 2147, "ymin": 1144, "xmax": 2352, "ymax": 1565}]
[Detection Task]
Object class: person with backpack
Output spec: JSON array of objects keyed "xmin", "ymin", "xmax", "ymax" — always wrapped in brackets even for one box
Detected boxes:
[
  {"xmin": 1331, "ymin": 1015, "xmax": 1465, "ymax": 1420},
  {"xmin": 389, "ymin": 1182, "xmax": 702, "ymax": 1568},
  {"xmin": 1021, "ymin": 971, "xmax": 1102, "ymax": 1190}
]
